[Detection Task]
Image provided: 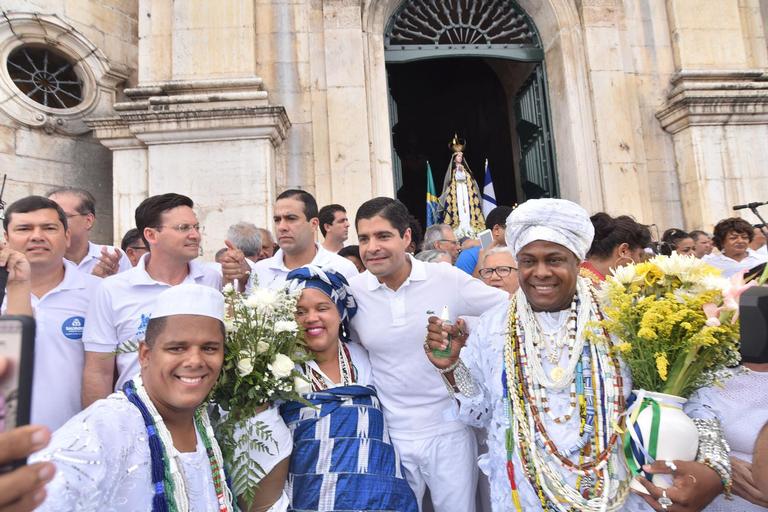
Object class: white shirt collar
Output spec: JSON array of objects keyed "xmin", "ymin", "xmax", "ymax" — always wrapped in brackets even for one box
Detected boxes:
[
  {"xmin": 126, "ymin": 253, "xmax": 207, "ymax": 286},
  {"xmin": 364, "ymin": 254, "xmax": 426, "ymax": 291},
  {"xmin": 267, "ymin": 242, "xmax": 328, "ymax": 272}
]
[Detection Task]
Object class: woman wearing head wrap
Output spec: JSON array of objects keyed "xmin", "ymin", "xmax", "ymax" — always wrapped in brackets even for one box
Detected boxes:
[{"xmin": 280, "ymin": 265, "xmax": 418, "ymax": 512}]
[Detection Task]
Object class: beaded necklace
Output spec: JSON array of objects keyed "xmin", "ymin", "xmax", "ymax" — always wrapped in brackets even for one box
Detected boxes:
[
  {"xmin": 305, "ymin": 342, "xmax": 356, "ymax": 391},
  {"xmin": 123, "ymin": 376, "xmax": 233, "ymax": 512},
  {"xmin": 502, "ymin": 278, "xmax": 630, "ymax": 512}
]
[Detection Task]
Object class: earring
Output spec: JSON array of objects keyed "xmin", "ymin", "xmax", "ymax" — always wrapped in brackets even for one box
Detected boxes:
[{"xmin": 613, "ymin": 254, "xmax": 634, "ymax": 268}]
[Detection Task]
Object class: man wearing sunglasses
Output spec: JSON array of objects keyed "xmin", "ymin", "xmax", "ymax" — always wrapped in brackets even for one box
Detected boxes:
[{"xmin": 82, "ymin": 193, "xmax": 221, "ymax": 407}]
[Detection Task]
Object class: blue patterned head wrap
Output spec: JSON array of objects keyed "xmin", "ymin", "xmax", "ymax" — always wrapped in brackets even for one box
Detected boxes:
[{"xmin": 286, "ymin": 265, "xmax": 358, "ymax": 342}]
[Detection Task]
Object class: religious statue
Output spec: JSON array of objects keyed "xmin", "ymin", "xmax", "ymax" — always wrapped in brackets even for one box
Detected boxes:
[{"xmin": 439, "ymin": 135, "xmax": 485, "ymax": 236}]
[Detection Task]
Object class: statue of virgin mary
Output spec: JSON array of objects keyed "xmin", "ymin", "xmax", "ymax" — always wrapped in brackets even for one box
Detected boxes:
[{"xmin": 439, "ymin": 135, "xmax": 485, "ymax": 236}]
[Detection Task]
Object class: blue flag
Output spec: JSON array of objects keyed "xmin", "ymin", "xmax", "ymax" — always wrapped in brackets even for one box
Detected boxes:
[{"xmin": 482, "ymin": 158, "xmax": 497, "ymax": 217}]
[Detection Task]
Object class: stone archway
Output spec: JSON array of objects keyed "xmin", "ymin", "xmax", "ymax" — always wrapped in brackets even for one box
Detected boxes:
[{"xmin": 361, "ymin": 0, "xmax": 605, "ymax": 212}]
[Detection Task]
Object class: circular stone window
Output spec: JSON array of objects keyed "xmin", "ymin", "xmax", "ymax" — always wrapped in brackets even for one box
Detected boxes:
[{"xmin": 6, "ymin": 45, "xmax": 84, "ymax": 109}]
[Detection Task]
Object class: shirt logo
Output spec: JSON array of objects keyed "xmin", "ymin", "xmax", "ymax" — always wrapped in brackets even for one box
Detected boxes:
[
  {"xmin": 136, "ymin": 313, "xmax": 151, "ymax": 339},
  {"xmin": 61, "ymin": 316, "xmax": 85, "ymax": 340}
]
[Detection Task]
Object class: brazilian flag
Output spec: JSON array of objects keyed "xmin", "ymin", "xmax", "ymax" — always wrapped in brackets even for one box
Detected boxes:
[{"xmin": 426, "ymin": 161, "xmax": 440, "ymax": 227}]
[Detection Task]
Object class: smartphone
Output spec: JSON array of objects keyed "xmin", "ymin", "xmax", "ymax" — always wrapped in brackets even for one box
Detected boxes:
[
  {"xmin": 0, "ymin": 316, "xmax": 35, "ymax": 433},
  {"xmin": 478, "ymin": 229, "xmax": 493, "ymax": 249}
]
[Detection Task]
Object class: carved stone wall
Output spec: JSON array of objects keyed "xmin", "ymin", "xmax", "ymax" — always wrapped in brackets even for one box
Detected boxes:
[
  {"xmin": 0, "ymin": 5, "xmax": 136, "ymax": 243},
  {"xmin": 4, "ymin": 0, "xmax": 768, "ymax": 241}
]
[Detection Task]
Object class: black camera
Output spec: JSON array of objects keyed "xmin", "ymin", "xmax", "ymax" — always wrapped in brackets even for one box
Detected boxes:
[{"xmin": 739, "ymin": 286, "xmax": 768, "ymax": 364}]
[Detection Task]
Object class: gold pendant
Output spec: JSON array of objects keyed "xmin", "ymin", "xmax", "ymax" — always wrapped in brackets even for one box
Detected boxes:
[{"xmin": 550, "ymin": 366, "xmax": 565, "ymax": 381}]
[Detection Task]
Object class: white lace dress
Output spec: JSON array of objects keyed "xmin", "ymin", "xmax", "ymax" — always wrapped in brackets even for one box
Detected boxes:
[
  {"xmin": 454, "ymin": 166, "xmax": 473, "ymax": 234},
  {"xmin": 31, "ymin": 393, "xmax": 220, "ymax": 511},
  {"xmin": 456, "ymin": 301, "xmax": 648, "ymax": 512},
  {"xmin": 687, "ymin": 367, "xmax": 768, "ymax": 512}
]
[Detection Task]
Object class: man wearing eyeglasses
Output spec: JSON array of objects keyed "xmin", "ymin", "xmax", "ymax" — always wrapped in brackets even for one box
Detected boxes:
[
  {"xmin": 48, "ymin": 187, "xmax": 131, "ymax": 277},
  {"xmin": 120, "ymin": 228, "xmax": 149, "ymax": 267},
  {"xmin": 477, "ymin": 246, "xmax": 519, "ymax": 295},
  {"xmin": 422, "ymin": 224, "xmax": 460, "ymax": 263},
  {"xmin": 81, "ymin": 193, "xmax": 222, "ymax": 406}
]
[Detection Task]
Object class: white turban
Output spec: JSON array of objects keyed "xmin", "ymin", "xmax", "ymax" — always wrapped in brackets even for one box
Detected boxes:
[
  {"xmin": 505, "ymin": 198, "xmax": 594, "ymax": 261},
  {"xmin": 152, "ymin": 283, "xmax": 225, "ymax": 322}
]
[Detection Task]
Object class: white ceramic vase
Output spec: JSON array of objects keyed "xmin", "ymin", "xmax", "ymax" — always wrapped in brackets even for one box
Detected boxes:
[{"xmin": 627, "ymin": 390, "xmax": 699, "ymax": 493}]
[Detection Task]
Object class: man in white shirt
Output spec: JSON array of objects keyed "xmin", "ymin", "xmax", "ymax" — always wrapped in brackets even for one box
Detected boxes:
[
  {"xmin": 82, "ymin": 193, "xmax": 222, "ymax": 407},
  {"xmin": 703, "ymin": 217, "xmax": 767, "ymax": 277},
  {"xmin": 47, "ymin": 187, "xmax": 131, "ymax": 277},
  {"xmin": 348, "ymin": 197, "xmax": 507, "ymax": 512},
  {"xmin": 318, "ymin": 203, "xmax": 349, "ymax": 253},
  {"xmin": 32, "ymin": 284, "xmax": 234, "ymax": 512},
  {"xmin": 3, "ymin": 196, "xmax": 101, "ymax": 431},
  {"xmin": 223, "ymin": 190, "xmax": 357, "ymax": 290}
]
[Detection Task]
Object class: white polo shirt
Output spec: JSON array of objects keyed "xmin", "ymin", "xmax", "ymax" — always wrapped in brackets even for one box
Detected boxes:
[
  {"xmin": 82, "ymin": 254, "xmax": 222, "ymax": 391},
  {"xmin": 71, "ymin": 241, "xmax": 132, "ymax": 276},
  {"xmin": 251, "ymin": 243, "xmax": 358, "ymax": 289},
  {"xmin": 348, "ymin": 257, "xmax": 507, "ymax": 439},
  {"xmin": 27, "ymin": 260, "xmax": 101, "ymax": 431},
  {"xmin": 703, "ymin": 249, "xmax": 767, "ymax": 278}
]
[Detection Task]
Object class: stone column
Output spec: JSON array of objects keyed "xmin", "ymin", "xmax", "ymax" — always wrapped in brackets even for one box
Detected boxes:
[
  {"xmin": 314, "ymin": 0, "xmax": 378, "ymax": 219},
  {"xmin": 89, "ymin": 0, "xmax": 290, "ymax": 255},
  {"xmin": 658, "ymin": 0, "xmax": 768, "ymax": 229},
  {"xmin": 577, "ymin": 0, "xmax": 655, "ymax": 222}
]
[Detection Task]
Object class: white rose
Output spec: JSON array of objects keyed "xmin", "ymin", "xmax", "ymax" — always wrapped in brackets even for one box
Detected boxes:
[
  {"xmin": 293, "ymin": 375, "xmax": 312, "ymax": 394},
  {"xmin": 237, "ymin": 356, "xmax": 254, "ymax": 377},
  {"xmin": 222, "ymin": 283, "xmax": 235, "ymax": 294},
  {"xmin": 223, "ymin": 317, "xmax": 238, "ymax": 333},
  {"xmin": 274, "ymin": 320, "xmax": 298, "ymax": 333},
  {"xmin": 268, "ymin": 353, "xmax": 294, "ymax": 379},
  {"xmin": 256, "ymin": 340, "xmax": 269, "ymax": 354},
  {"xmin": 246, "ymin": 288, "xmax": 278, "ymax": 312}
]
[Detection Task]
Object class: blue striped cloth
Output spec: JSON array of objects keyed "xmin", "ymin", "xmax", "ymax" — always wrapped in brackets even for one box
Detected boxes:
[{"xmin": 280, "ymin": 385, "xmax": 418, "ymax": 512}]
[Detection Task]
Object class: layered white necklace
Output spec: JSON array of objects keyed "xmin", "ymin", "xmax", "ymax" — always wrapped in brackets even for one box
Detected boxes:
[
  {"xmin": 130, "ymin": 375, "xmax": 233, "ymax": 512},
  {"xmin": 516, "ymin": 278, "xmax": 593, "ymax": 390}
]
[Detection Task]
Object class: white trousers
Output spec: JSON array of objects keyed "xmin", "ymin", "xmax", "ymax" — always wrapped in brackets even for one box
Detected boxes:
[{"xmin": 393, "ymin": 427, "xmax": 478, "ymax": 512}]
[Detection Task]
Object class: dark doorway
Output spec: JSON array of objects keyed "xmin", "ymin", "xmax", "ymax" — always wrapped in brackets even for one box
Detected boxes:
[{"xmin": 388, "ymin": 58, "xmax": 516, "ymax": 229}]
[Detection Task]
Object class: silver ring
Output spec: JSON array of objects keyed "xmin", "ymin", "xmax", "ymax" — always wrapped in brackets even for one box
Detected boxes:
[
  {"xmin": 664, "ymin": 460, "xmax": 678, "ymax": 472},
  {"xmin": 659, "ymin": 489, "xmax": 673, "ymax": 510}
]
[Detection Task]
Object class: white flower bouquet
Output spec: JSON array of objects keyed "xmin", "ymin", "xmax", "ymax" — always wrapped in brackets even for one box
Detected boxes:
[{"xmin": 210, "ymin": 283, "xmax": 310, "ymax": 505}]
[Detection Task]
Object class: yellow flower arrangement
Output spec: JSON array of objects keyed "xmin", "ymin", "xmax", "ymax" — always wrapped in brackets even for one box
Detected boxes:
[{"xmin": 597, "ymin": 253, "xmax": 741, "ymax": 398}]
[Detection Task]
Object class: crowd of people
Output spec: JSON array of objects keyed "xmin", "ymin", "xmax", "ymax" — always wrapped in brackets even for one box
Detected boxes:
[{"xmin": 0, "ymin": 186, "xmax": 766, "ymax": 512}]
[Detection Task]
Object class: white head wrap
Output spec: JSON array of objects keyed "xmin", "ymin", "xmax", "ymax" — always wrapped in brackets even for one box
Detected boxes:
[
  {"xmin": 505, "ymin": 198, "xmax": 594, "ymax": 260},
  {"xmin": 151, "ymin": 283, "xmax": 225, "ymax": 322}
]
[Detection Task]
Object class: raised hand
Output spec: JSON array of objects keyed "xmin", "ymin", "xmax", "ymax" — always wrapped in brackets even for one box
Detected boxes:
[
  {"xmin": 220, "ymin": 240, "xmax": 250, "ymax": 291},
  {"xmin": 423, "ymin": 315, "xmax": 468, "ymax": 371},
  {"xmin": 91, "ymin": 246, "xmax": 121, "ymax": 278}
]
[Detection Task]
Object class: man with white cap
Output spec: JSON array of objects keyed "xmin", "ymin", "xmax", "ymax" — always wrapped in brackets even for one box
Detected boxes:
[
  {"xmin": 31, "ymin": 284, "xmax": 235, "ymax": 511},
  {"xmin": 425, "ymin": 198, "xmax": 730, "ymax": 512}
]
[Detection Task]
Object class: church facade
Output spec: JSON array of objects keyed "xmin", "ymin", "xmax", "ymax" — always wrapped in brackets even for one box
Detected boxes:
[{"xmin": 3, "ymin": 0, "xmax": 768, "ymax": 253}]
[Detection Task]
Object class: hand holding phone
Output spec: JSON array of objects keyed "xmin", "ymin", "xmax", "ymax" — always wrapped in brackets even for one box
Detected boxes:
[
  {"xmin": 0, "ymin": 316, "xmax": 35, "ymax": 433},
  {"xmin": 478, "ymin": 229, "xmax": 493, "ymax": 250}
]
